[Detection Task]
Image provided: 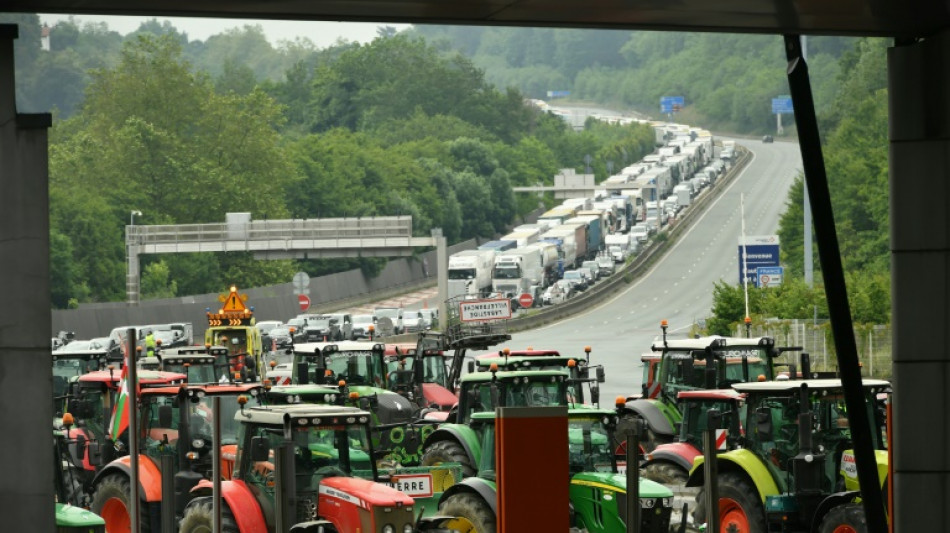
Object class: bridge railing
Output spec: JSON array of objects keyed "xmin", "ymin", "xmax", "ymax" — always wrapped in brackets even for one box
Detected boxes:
[{"xmin": 127, "ymin": 216, "xmax": 413, "ymax": 245}]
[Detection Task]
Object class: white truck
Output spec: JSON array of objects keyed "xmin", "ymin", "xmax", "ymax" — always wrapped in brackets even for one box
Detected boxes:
[
  {"xmin": 491, "ymin": 245, "xmax": 547, "ymax": 306},
  {"xmin": 447, "ymin": 249, "xmax": 496, "ymax": 299},
  {"xmin": 540, "ymin": 226, "xmax": 580, "ymax": 274},
  {"xmin": 502, "ymin": 228, "xmax": 541, "ymax": 248},
  {"xmin": 673, "ymin": 184, "xmax": 693, "ymax": 208},
  {"xmin": 605, "ymin": 233, "xmax": 633, "ymax": 263}
]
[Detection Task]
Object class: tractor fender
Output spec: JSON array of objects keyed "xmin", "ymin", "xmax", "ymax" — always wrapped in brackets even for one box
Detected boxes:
[
  {"xmin": 645, "ymin": 443, "xmax": 699, "ymax": 472},
  {"xmin": 423, "ymin": 424, "xmax": 480, "ymax": 467},
  {"xmin": 190, "ymin": 479, "xmax": 268, "ymax": 532},
  {"xmin": 810, "ymin": 491, "xmax": 859, "ymax": 532},
  {"xmin": 92, "ymin": 454, "xmax": 163, "ymax": 501},
  {"xmin": 685, "ymin": 449, "xmax": 781, "ymax": 503},
  {"xmin": 439, "ymin": 477, "xmax": 497, "ymax": 515},
  {"xmin": 623, "ymin": 399, "xmax": 675, "ymax": 437}
]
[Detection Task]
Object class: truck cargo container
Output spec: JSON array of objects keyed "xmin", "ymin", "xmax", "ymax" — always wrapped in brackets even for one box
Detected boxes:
[
  {"xmin": 537, "ymin": 206, "xmax": 578, "ymax": 227},
  {"xmin": 477, "ymin": 239, "xmax": 517, "ymax": 254},
  {"xmin": 501, "ymin": 229, "xmax": 540, "ymax": 248},
  {"xmin": 491, "ymin": 246, "xmax": 545, "ymax": 306}
]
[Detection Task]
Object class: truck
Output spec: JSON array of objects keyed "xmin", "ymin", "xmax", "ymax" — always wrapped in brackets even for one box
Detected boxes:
[
  {"xmin": 447, "ymin": 249, "xmax": 495, "ymax": 300},
  {"xmin": 540, "ymin": 231, "xmax": 578, "ymax": 277},
  {"xmin": 607, "ymin": 194, "xmax": 635, "ymax": 232},
  {"xmin": 203, "ymin": 286, "xmax": 263, "ymax": 381},
  {"xmin": 561, "ymin": 197, "xmax": 592, "ymax": 211},
  {"xmin": 477, "ymin": 239, "xmax": 516, "ymax": 254},
  {"xmin": 605, "ymin": 233, "xmax": 633, "ymax": 262},
  {"xmin": 548, "ymin": 222, "xmax": 587, "ymax": 265},
  {"xmin": 566, "ymin": 215, "xmax": 604, "ymax": 259},
  {"xmin": 673, "ymin": 183, "xmax": 693, "ymax": 207},
  {"xmin": 491, "ymin": 246, "xmax": 545, "ymax": 305},
  {"xmin": 532, "ymin": 240, "xmax": 561, "ymax": 288},
  {"xmin": 501, "ymin": 228, "xmax": 541, "ymax": 248}
]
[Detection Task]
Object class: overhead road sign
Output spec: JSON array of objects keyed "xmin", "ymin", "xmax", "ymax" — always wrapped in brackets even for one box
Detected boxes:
[
  {"xmin": 772, "ymin": 97, "xmax": 794, "ymax": 114},
  {"xmin": 660, "ymin": 96, "xmax": 685, "ymax": 113}
]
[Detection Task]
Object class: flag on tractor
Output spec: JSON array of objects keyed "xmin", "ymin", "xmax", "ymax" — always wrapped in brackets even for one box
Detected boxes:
[{"xmin": 108, "ymin": 342, "xmax": 135, "ymax": 440}]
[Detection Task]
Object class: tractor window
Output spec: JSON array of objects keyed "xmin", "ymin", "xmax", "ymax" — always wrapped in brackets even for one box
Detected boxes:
[
  {"xmin": 326, "ymin": 352, "xmax": 384, "ymax": 387},
  {"xmin": 476, "ymin": 422, "xmax": 496, "ymax": 479},
  {"xmin": 568, "ymin": 417, "xmax": 613, "ymax": 475},
  {"xmin": 422, "ymin": 355, "xmax": 447, "ymax": 387},
  {"xmin": 505, "ymin": 379, "xmax": 565, "ymax": 407}
]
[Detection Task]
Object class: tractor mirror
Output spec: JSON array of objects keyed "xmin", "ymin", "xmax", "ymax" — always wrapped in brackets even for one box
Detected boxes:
[
  {"xmin": 250, "ymin": 436, "xmax": 270, "ymax": 462},
  {"xmin": 578, "ymin": 364, "xmax": 590, "ymax": 379},
  {"xmin": 467, "ymin": 361, "xmax": 475, "ymax": 374},
  {"xmin": 71, "ymin": 397, "xmax": 94, "ymax": 419},
  {"xmin": 596, "ymin": 366, "xmax": 606, "ymax": 383},
  {"xmin": 87, "ymin": 441, "xmax": 102, "ymax": 467},
  {"xmin": 755, "ymin": 407, "xmax": 773, "ymax": 440},
  {"xmin": 158, "ymin": 405, "xmax": 173, "ymax": 428},
  {"xmin": 590, "ymin": 382, "xmax": 600, "ymax": 405},
  {"xmin": 296, "ymin": 362, "xmax": 310, "ymax": 385}
]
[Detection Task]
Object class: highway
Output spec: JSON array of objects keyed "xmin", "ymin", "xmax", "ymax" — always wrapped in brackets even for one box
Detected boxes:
[{"xmin": 480, "ymin": 138, "xmax": 803, "ymax": 402}]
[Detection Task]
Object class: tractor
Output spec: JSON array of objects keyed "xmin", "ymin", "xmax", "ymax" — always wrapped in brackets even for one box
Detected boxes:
[
  {"xmin": 89, "ymin": 381, "xmax": 265, "ymax": 531},
  {"xmin": 54, "ymin": 424, "xmax": 107, "ymax": 532},
  {"xmin": 421, "ymin": 366, "xmax": 574, "ymax": 477},
  {"xmin": 617, "ymin": 328, "xmax": 786, "ymax": 451},
  {"xmin": 138, "ymin": 344, "xmax": 234, "ymax": 384},
  {"xmin": 687, "ymin": 378, "xmax": 891, "ymax": 532},
  {"xmin": 204, "ymin": 285, "xmax": 264, "ymax": 381},
  {"xmin": 641, "ymin": 388, "xmax": 745, "ymax": 484},
  {"xmin": 431, "ymin": 409, "xmax": 676, "ymax": 533},
  {"xmin": 471, "ymin": 346, "xmax": 606, "ymax": 406},
  {"xmin": 178, "ymin": 403, "xmax": 460, "ymax": 533},
  {"xmin": 52, "ymin": 348, "xmax": 111, "ymax": 417}
]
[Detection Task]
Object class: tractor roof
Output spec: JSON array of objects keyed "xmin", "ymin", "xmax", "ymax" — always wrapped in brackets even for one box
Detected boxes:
[
  {"xmin": 651, "ymin": 336, "xmax": 774, "ymax": 352},
  {"xmin": 475, "ymin": 354, "xmax": 582, "ymax": 368},
  {"xmin": 677, "ymin": 389, "xmax": 743, "ymax": 400},
  {"xmin": 732, "ymin": 378, "xmax": 890, "ymax": 393},
  {"xmin": 78, "ymin": 369, "xmax": 186, "ymax": 384},
  {"xmin": 160, "ymin": 345, "xmax": 229, "ymax": 358},
  {"xmin": 294, "ymin": 340, "xmax": 386, "ymax": 354},
  {"xmin": 140, "ymin": 383, "xmax": 263, "ymax": 396},
  {"xmin": 236, "ymin": 404, "xmax": 371, "ymax": 426},
  {"xmin": 469, "ymin": 407, "xmax": 616, "ymax": 423},
  {"xmin": 459, "ymin": 369, "xmax": 569, "ymax": 383},
  {"xmin": 52, "ymin": 350, "xmax": 108, "ymax": 361},
  {"xmin": 269, "ymin": 384, "xmax": 339, "ymax": 394},
  {"xmin": 491, "ymin": 348, "xmax": 563, "ymax": 357}
]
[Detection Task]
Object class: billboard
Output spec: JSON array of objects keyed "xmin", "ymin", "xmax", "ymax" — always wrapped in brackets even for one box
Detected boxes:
[{"xmin": 738, "ymin": 235, "xmax": 780, "ymax": 287}]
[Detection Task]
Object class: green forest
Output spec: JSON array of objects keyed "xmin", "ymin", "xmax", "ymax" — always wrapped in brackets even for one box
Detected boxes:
[{"xmin": 2, "ymin": 14, "xmax": 891, "ymax": 325}]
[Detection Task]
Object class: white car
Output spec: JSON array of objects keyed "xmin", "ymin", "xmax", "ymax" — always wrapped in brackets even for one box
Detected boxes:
[{"xmin": 630, "ymin": 225, "xmax": 650, "ymax": 243}]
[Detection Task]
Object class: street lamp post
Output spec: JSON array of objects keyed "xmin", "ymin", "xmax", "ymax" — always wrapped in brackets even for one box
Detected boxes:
[{"xmin": 130, "ymin": 210, "xmax": 142, "ymax": 226}]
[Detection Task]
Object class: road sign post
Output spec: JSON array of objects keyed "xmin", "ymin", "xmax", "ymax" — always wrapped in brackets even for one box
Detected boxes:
[{"xmin": 297, "ymin": 294, "xmax": 311, "ymax": 311}]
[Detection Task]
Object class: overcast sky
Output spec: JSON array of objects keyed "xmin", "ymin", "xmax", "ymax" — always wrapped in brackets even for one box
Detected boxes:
[{"xmin": 39, "ymin": 14, "xmax": 411, "ymax": 49}]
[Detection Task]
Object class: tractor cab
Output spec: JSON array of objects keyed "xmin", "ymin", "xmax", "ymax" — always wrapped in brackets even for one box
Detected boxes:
[
  {"xmin": 384, "ymin": 341, "xmax": 458, "ymax": 412},
  {"xmin": 675, "ymin": 389, "xmax": 745, "ymax": 450},
  {"xmin": 454, "ymin": 368, "xmax": 570, "ymax": 425},
  {"xmin": 52, "ymin": 349, "xmax": 109, "ymax": 415},
  {"xmin": 292, "ymin": 341, "xmax": 387, "ymax": 388},
  {"xmin": 472, "ymin": 346, "xmax": 606, "ymax": 406},
  {"xmin": 147, "ymin": 345, "xmax": 231, "ymax": 384},
  {"xmin": 178, "ymin": 404, "xmax": 418, "ymax": 533}
]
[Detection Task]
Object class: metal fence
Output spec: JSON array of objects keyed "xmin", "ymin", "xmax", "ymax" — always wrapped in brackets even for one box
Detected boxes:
[{"xmin": 732, "ymin": 319, "xmax": 892, "ymax": 378}]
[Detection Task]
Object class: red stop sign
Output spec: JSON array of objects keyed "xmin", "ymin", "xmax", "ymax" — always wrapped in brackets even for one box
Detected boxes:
[
  {"xmin": 297, "ymin": 294, "xmax": 311, "ymax": 311},
  {"xmin": 518, "ymin": 293, "xmax": 534, "ymax": 308}
]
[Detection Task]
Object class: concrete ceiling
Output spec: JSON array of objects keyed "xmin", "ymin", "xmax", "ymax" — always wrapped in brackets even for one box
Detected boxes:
[{"xmin": 7, "ymin": 0, "xmax": 949, "ymax": 38}]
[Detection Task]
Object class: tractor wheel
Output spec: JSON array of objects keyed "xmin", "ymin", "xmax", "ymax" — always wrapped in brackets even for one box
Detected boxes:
[
  {"xmin": 818, "ymin": 503, "xmax": 869, "ymax": 533},
  {"xmin": 440, "ymin": 492, "xmax": 496, "ymax": 533},
  {"xmin": 643, "ymin": 461, "xmax": 688, "ymax": 485},
  {"xmin": 420, "ymin": 440, "xmax": 476, "ymax": 478},
  {"xmin": 692, "ymin": 472, "xmax": 766, "ymax": 533},
  {"xmin": 178, "ymin": 497, "xmax": 239, "ymax": 533},
  {"xmin": 90, "ymin": 473, "xmax": 151, "ymax": 533}
]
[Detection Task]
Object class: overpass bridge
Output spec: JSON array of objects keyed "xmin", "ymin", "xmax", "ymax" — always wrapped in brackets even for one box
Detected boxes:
[{"xmin": 125, "ymin": 215, "xmax": 449, "ymax": 315}]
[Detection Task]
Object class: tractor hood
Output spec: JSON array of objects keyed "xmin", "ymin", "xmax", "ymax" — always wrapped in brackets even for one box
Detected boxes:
[
  {"xmin": 320, "ymin": 476, "xmax": 415, "ymax": 507},
  {"xmin": 570, "ymin": 472, "xmax": 673, "ymax": 499},
  {"xmin": 422, "ymin": 383, "xmax": 457, "ymax": 411}
]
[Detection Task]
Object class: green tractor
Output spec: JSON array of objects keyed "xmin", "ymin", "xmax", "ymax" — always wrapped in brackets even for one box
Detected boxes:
[
  {"xmin": 421, "ymin": 367, "xmax": 573, "ymax": 477},
  {"xmin": 432, "ymin": 409, "xmax": 676, "ymax": 533},
  {"xmin": 470, "ymin": 346, "xmax": 606, "ymax": 406},
  {"xmin": 54, "ymin": 425, "xmax": 107, "ymax": 532},
  {"xmin": 687, "ymin": 378, "xmax": 891, "ymax": 532},
  {"xmin": 618, "ymin": 332, "xmax": 784, "ymax": 451}
]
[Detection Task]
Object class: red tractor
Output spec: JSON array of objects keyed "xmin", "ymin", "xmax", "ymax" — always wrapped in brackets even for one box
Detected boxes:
[
  {"xmin": 89, "ymin": 381, "xmax": 265, "ymax": 531},
  {"xmin": 179, "ymin": 404, "xmax": 432, "ymax": 533}
]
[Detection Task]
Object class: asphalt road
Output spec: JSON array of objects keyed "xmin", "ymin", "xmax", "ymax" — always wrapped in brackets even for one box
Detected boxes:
[{"xmin": 477, "ymin": 138, "xmax": 803, "ymax": 402}]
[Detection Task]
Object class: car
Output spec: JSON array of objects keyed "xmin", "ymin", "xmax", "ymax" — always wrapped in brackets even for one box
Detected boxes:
[
  {"xmin": 630, "ymin": 225, "xmax": 650, "ymax": 243},
  {"xmin": 255, "ymin": 320, "xmax": 284, "ymax": 335},
  {"xmin": 401, "ymin": 309, "xmax": 426, "ymax": 333},
  {"xmin": 542, "ymin": 279, "xmax": 575, "ymax": 305},
  {"xmin": 265, "ymin": 327, "xmax": 294, "ymax": 350},
  {"xmin": 562, "ymin": 270, "xmax": 588, "ymax": 291},
  {"xmin": 351, "ymin": 314, "xmax": 376, "ymax": 339},
  {"xmin": 373, "ymin": 307, "xmax": 405, "ymax": 335},
  {"xmin": 581, "ymin": 260, "xmax": 602, "ymax": 281},
  {"xmin": 762, "ymin": 134, "xmax": 774, "ymax": 143},
  {"xmin": 418, "ymin": 308, "xmax": 439, "ymax": 329},
  {"xmin": 295, "ymin": 314, "xmax": 344, "ymax": 342},
  {"xmin": 596, "ymin": 255, "xmax": 615, "ymax": 277}
]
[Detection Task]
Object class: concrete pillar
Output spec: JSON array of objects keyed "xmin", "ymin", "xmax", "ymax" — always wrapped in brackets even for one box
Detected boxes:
[
  {"xmin": 433, "ymin": 228, "xmax": 448, "ymax": 329},
  {"xmin": 889, "ymin": 31, "xmax": 950, "ymax": 532},
  {"xmin": 0, "ymin": 24, "xmax": 54, "ymax": 529}
]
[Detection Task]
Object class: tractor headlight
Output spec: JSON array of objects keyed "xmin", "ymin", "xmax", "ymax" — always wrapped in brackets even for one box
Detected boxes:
[
  {"xmin": 382, "ymin": 525, "xmax": 395, "ymax": 533},
  {"xmin": 192, "ymin": 439, "xmax": 205, "ymax": 449},
  {"xmin": 663, "ymin": 497, "xmax": 673, "ymax": 507},
  {"xmin": 639, "ymin": 498, "xmax": 655, "ymax": 508},
  {"xmin": 403, "ymin": 525, "xmax": 413, "ymax": 533}
]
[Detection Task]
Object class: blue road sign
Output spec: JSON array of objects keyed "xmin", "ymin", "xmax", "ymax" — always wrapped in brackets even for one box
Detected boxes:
[
  {"xmin": 757, "ymin": 266, "xmax": 784, "ymax": 288},
  {"xmin": 547, "ymin": 90, "xmax": 571, "ymax": 98},
  {"xmin": 738, "ymin": 236, "xmax": 780, "ymax": 286},
  {"xmin": 772, "ymin": 97, "xmax": 794, "ymax": 114},
  {"xmin": 660, "ymin": 96, "xmax": 685, "ymax": 113}
]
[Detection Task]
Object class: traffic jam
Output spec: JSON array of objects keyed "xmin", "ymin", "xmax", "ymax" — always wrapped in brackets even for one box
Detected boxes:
[{"xmin": 50, "ymin": 128, "xmax": 888, "ymax": 533}]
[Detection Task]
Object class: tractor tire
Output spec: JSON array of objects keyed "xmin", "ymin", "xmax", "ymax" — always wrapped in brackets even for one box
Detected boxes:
[
  {"xmin": 692, "ymin": 472, "xmax": 766, "ymax": 533},
  {"xmin": 179, "ymin": 497, "xmax": 239, "ymax": 533},
  {"xmin": 818, "ymin": 503, "xmax": 869, "ymax": 533},
  {"xmin": 420, "ymin": 440, "xmax": 476, "ymax": 478},
  {"xmin": 90, "ymin": 473, "xmax": 151, "ymax": 533},
  {"xmin": 440, "ymin": 492, "xmax": 496, "ymax": 533},
  {"xmin": 643, "ymin": 461, "xmax": 688, "ymax": 485}
]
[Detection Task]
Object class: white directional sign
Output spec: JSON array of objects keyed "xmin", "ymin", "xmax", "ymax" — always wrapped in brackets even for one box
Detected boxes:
[{"xmin": 459, "ymin": 299, "xmax": 512, "ymax": 322}]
